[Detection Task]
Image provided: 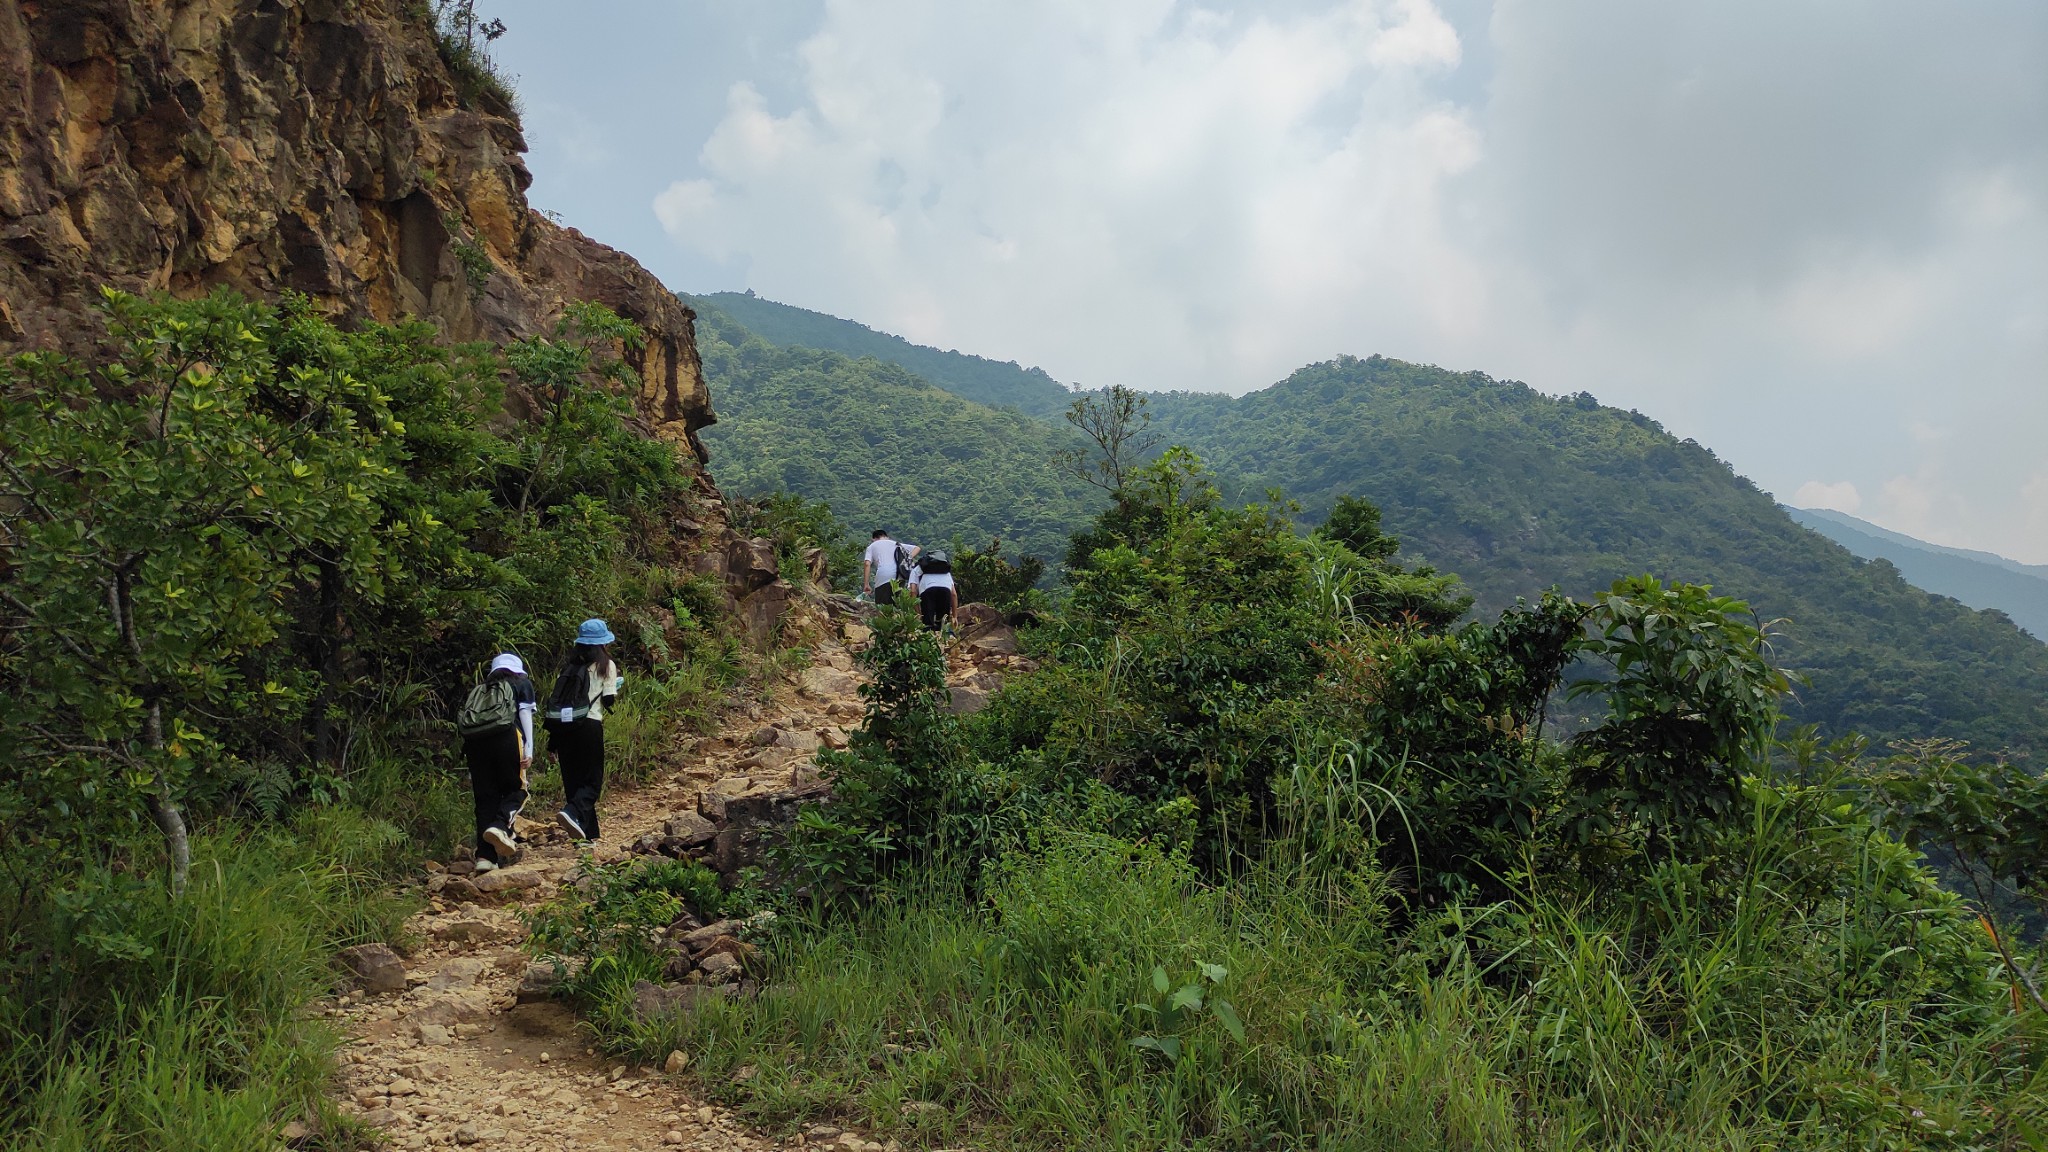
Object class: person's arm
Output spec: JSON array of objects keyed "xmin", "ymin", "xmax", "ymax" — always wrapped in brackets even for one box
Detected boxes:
[
  {"xmin": 862, "ymin": 550, "xmax": 875, "ymax": 591},
  {"xmin": 602, "ymin": 662, "xmax": 622, "ymax": 707}
]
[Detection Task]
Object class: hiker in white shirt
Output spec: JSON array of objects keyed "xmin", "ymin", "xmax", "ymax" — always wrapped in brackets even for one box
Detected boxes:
[
  {"xmin": 912, "ymin": 549, "xmax": 958, "ymax": 632},
  {"xmin": 862, "ymin": 530, "xmax": 919, "ymax": 608}
]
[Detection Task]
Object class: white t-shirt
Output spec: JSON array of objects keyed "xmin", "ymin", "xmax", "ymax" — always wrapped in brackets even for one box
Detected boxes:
[
  {"xmin": 914, "ymin": 570, "xmax": 954, "ymax": 593},
  {"xmin": 865, "ymin": 538, "xmax": 914, "ymax": 584}
]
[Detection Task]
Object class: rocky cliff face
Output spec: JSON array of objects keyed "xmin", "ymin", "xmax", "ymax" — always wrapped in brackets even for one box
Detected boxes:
[{"xmin": 0, "ymin": 0, "xmax": 712, "ymax": 457}]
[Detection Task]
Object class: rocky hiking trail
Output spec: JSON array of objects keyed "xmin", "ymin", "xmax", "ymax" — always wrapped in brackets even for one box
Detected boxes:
[{"xmin": 319, "ymin": 602, "xmax": 1025, "ymax": 1152}]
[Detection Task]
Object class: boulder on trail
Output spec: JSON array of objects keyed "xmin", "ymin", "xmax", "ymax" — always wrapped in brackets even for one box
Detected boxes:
[
  {"xmin": 801, "ymin": 665, "xmax": 861, "ymax": 701},
  {"xmin": 471, "ymin": 868, "xmax": 545, "ymax": 902},
  {"xmin": 336, "ymin": 943, "xmax": 407, "ymax": 994}
]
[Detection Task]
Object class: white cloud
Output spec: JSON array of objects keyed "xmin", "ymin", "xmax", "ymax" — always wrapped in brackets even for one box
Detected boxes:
[
  {"xmin": 1792, "ymin": 481, "xmax": 1861, "ymax": 515},
  {"xmin": 616, "ymin": 0, "xmax": 2048, "ymax": 561}
]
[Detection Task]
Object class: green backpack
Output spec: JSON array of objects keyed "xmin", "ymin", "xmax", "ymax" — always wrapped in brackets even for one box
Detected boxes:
[{"xmin": 457, "ymin": 677, "xmax": 519, "ymax": 739}]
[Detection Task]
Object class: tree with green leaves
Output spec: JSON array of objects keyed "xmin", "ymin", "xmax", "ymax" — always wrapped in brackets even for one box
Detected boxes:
[
  {"xmin": 0, "ymin": 290, "xmax": 400, "ymax": 892},
  {"xmin": 1567, "ymin": 576, "xmax": 1792, "ymax": 858},
  {"xmin": 1058, "ymin": 384, "xmax": 1160, "ymax": 495}
]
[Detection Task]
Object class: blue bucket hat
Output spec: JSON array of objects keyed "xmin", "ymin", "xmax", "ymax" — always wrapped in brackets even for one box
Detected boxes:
[{"xmin": 575, "ymin": 618, "xmax": 615, "ymax": 646}]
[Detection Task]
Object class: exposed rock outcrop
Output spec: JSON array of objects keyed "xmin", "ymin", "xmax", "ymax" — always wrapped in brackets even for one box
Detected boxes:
[{"xmin": 0, "ymin": 0, "xmax": 712, "ymax": 457}]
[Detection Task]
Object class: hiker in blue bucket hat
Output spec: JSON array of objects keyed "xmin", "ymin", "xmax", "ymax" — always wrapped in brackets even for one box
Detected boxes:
[{"xmin": 540, "ymin": 618, "xmax": 625, "ymax": 843}]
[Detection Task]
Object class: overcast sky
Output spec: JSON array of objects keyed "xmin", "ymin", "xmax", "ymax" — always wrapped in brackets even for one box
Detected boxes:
[{"xmin": 485, "ymin": 0, "xmax": 2048, "ymax": 563}]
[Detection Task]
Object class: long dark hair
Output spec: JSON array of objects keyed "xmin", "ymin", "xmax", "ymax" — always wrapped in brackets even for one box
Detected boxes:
[{"xmin": 547, "ymin": 643, "xmax": 611, "ymax": 712}]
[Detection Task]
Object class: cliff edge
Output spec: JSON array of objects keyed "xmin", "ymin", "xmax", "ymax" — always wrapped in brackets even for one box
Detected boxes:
[{"xmin": 0, "ymin": 0, "xmax": 712, "ymax": 457}]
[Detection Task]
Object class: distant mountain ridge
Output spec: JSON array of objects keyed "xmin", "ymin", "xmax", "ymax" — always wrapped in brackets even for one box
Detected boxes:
[
  {"xmin": 691, "ymin": 293, "xmax": 2048, "ymax": 759},
  {"xmin": 1788, "ymin": 507, "xmax": 2048, "ymax": 638},
  {"xmin": 696, "ymin": 292, "xmax": 1077, "ymax": 419}
]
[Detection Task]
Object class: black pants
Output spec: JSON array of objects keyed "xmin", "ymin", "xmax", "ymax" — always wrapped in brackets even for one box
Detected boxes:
[
  {"xmin": 875, "ymin": 580, "xmax": 899, "ymax": 607},
  {"xmin": 552, "ymin": 717, "xmax": 605, "ymax": 840},
  {"xmin": 464, "ymin": 727, "xmax": 526, "ymax": 863},
  {"xmin": 919, "ymin": 586, "xmax": 953, "ymax": 631}
]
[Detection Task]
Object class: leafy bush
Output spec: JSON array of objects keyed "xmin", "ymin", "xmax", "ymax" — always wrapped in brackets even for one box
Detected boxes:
[
  {"xmin": 0, "ymin": 290, "xmax": 695, "ymax": 888},
  {"xmin": 949, "ymin": 538, "xmax": 1047, "ymax": 614},
  {"xmin": 731, "ymin": 492, "xmax": 862, "ymax": 591},
  {"xmin": 0, "ymin": 288, "xmax": 722, "ymax": 1143}
]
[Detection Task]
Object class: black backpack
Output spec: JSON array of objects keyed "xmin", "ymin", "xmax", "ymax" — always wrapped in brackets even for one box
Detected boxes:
[
  {"xmin": 920, "ymin": 549, "xmax": 951, "ymax": 574},
  {"xmin": 542, "ymin": 660, "xmax": 591, "ymax": 730},
  {"xmin": 893, "ymin": 543, "xmax": 912, "ymax": 581}
]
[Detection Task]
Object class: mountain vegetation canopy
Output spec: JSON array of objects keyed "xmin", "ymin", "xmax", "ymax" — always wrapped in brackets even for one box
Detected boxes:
[
  {"xmin": 703, "ymin": 297, "xmax": 2048, "ymax": 759},
  {"xmin": 693, "ymin": 300, "xmax": 1105, "ymax": 567}
]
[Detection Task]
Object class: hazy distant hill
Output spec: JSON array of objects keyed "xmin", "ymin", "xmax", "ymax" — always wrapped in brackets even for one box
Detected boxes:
[
  {"xmin": 695, "ymin": 292, "xmax": 1076, "ymax": 419},
  {"xmin": 692, "ymin": 298, "xmax": 2048, "ymax": 759},
  {"xmin": 691, "ymin": 300, "xmax": 1103, "ymax": 564},
  {"xmin": 1138, "ymin": 356, "xmax": 2048, "ymax": 753},
  {"xmin": 1787, "ymin": 508, "xmax": 2048, "ymax": 639}
]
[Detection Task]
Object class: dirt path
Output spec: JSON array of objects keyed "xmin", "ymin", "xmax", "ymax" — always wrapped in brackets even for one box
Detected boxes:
[{"xmin": 320, "ymin": 612, "xmax": 1013, "ymax": 1151}]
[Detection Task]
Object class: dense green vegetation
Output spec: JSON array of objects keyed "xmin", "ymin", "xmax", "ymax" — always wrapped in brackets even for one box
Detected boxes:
[
  {"xmin": 0, "ymin": 291, "xmax": 742, "ymax": 1147},
  {"xmin": 698, "ymin": 299, "xmax": 2048, "ymax": 758},
  {"xmin": 696, "ymin": 292, "xmax": 1076, "ymax": 419},
  {"xmin": 532, "ymin": 453, "xmax": 2048, "ymax": 1150},
  {"xmin": 694, "ymin": 301, "xmax": 1105, "ymax": 566},
  {"xmin": 1143, "ymin": 357, "xmax": 2048, "ymax": 755}
]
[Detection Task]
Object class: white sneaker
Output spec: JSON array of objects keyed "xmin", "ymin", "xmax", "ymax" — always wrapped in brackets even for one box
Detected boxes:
[
  {"xmin": 483, "ymin": 827, "xmax": 517, "ymax": 856},
  {"xmin": 556, "ymin": 809, "xmax": 588, "ymax": 840},
  {"xmin": 472, "ymin": 857, "xmax": 498, "ymax": 873}
]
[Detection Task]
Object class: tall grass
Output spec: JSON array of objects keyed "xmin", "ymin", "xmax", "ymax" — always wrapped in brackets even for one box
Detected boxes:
[
  {"xmin": 561, "ymin": 796, "xmax": 2047, "ymax": 1150},
  {"xmin": 0, "ymin": 810, "xmax": 417, "ymax": 1150}
]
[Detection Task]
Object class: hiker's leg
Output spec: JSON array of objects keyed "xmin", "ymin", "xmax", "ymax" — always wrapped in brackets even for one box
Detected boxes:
[
  {"xmin": 875, "ymin": 581, "xmax": 895, "ymax": 607},
  {"xmin": 464, "ymin": 736, "xmax": 499, "ymax": 862},
  {"xmin": 560, "ymin": 721, "xmax": 605, "ymax": 840}
]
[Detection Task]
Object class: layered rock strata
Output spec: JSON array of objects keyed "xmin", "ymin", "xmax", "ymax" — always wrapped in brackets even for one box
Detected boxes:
[{"xmin": 0, "ymin": 0, "xmax": 712, "ymax": 457}]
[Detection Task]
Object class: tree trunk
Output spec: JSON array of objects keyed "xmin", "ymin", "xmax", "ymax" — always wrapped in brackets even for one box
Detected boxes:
[
  {"xmin": 148, "ymin": 767, "xmax": 191, "ymax": 897},
  {"xmin": 114, "ymin": 564, "xmax": 189, "ymax": 895}
]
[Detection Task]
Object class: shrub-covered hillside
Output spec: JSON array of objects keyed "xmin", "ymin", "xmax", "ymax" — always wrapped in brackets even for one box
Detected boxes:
[
  {"xmin": 700, "ymin": 297, "xmax": 2048, "ymax": 759},
  {"xmin": 694, "ymin": 301, "xmax": 1104, "ymax": 565},
  {"xmin": 1145, "ymin": 356, "xmax": 2048, "ymax": 756},
  {"xmin": 695, "ymin": 292, "xmax": 1076, "ymax": 419},
  {"xmin": 532, "ymin": 452, "xmax": 2048, "ymax": 1150}
]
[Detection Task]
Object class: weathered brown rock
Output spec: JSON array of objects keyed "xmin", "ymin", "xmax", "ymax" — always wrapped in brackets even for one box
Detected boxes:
[
  {"xmin": 664, "ymin": 809, "xmax": 718, "ymax": 844},
  {"xmin": 336, "ymin": 942, "xmax": 406, "ymax": 994},
  {"xmin": 737, "ymin": 580, "xmax": 798, "ymax": 649},
  {"xmin": 800, "ymin": 666, "xmax": 861, "ymax": 701},
  {"xmin": 725, "ymin": 537, "xmax": 780, "ymax": 595},
  {"xmin": 0, "ymin": 0, "xmax": 713, "ymax": 458},
  {"xmin": 629, "ymin": 979, "xmax": 725, "ymax": 1022},
  {"xmin": 438, "ymin": 876, "xmax": 480, "ymax": 903},
  {"xmin": 966, "ymin": 629, "xmax": 1022, "ymax": 658},
  {"xmin": 953, "ymin": 602, "xmax": 1005, "ymax": 637},
  {"xmin": 471, "ymin": 867, "xmax": 543, "ymax": 901}
]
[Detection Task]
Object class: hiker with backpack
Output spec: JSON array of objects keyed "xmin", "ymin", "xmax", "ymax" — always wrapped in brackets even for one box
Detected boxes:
[
  {"xmin": 863, "ymin": 529, "xmax": 920, "ymax": 607},
  {"xmin": 457, "ymin": 652, "xmax": 537, "ymax": 872},
  {"xmin": 912, "ymin": 549, "xmax": 958, "ymax": 632},
  {"xmin": 545, "ymin": 618, "xmax": 625, "ymax": 844}
]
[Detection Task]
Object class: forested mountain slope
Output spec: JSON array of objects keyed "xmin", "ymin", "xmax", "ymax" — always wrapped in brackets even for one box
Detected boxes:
[
  {"xmin": 695, "ymin": 292, "xmax": 1075, "ymax": 419},
  {"xmin": 693, "ymin": 302, "xmax": 1103, "ymax": 563},
  {"xmin": 693, "ymin": 299, "xmax": 2048, "ymax": 758},
  {"xmin": 1789, "ymin": 507, "xmax": 2048, "ymax": 639},
  {"xmin": 1146, "ymin": 356, "xmax": 2048, "ymax": 755}
]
